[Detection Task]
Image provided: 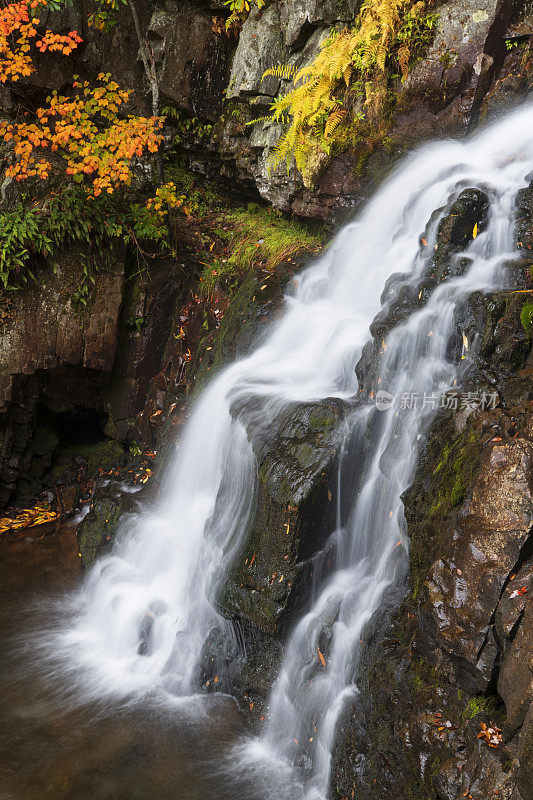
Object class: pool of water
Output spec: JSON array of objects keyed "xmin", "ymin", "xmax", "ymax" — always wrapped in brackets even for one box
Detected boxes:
[{"xmin": 0, "ymin": 528, "xmax": 297, "ymax": 800}]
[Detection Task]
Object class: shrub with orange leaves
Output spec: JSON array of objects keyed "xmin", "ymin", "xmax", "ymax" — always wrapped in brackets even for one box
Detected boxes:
[
  {"xmin": 1, "ymin": 74, "xmax": 164, "ymax": 196},
  {"xmin": 0, "ymin": 0, "xmax": 82, "ymax": 83},
  {"xmin": 0, "ymin": 1, "xmax": 164, "ymax": 198}
]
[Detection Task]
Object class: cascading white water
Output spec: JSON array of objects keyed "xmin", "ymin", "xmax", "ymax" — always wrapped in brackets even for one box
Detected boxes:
[{"xmin": 55, "ymin": 105, "xmax": 533, "ymax": 798}]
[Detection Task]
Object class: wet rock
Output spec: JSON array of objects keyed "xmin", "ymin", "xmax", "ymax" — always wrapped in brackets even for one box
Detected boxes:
[
  {"xmin": 518, "ymin": 702, "xmax": 533, "ymax": 799},
  {"xmin": 395, "ymin": 0, "xmax": 517, "ymax": 140},
  {"xmin": 227, "ymin": 5, "xmax": 286, "ymax": 100},
  {"xmin": 279, "ymin": 0, "xmax": 362, "ymax": 49},
  {"xmin": 421, "ymin": 437, "xmax": 533, "ymax": 691},
  {"xmin": 76, "ymin": 480, "xmax": 141, "ymax": 569},
  {"xmin": 218, "ymin": 397, "xmax": 349, "ymax": 634},
  {"xmin": 138, "ymin": 600, "xmax": 168, "ymax": 656},
  {"xmin": 199, "ymin": 619, "xmax": 282, "ymax": 730},
  {"xmin": 191, "ymin": 261, "xmax": 298, "ymax": 390},
  {"xmin": 214, "ymin": 0, "xmax": 530, "ymax": 217},
  {"xmin": 425, "ymin": 189, "xmax": 490, "ymax": 283},
  {"xmin": 332, "ymin": 190, "xmax": 533, "ymax": 799},
  {"xmin": 495, "ymin": 561, "xmax": 532, "ymax": 645},
  {"xmin": 448, "ymin": 285, "xmax": 533, "ymax": 419},
  {"xmin": 498, "ymin": 588, "xmax": 533, "ymax": 738},
  {"xmin": 147, "ymin": 0, "xmax": 234, "ymax": 120},
  {"xmin": 105, "ymin": 261, "xmax": 182, "ymax": 445}
]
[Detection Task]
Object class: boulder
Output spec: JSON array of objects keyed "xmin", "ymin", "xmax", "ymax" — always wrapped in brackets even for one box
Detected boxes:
[
  {"xmin": 218, "ymin": 397, "xmax": 349, "ymax": 634},
  {"xmin": 77, "ymin": 479, "xmax": 142, "ymax": 569}
]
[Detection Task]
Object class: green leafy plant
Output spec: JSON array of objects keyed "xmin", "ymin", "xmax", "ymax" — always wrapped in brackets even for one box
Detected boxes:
[
  {"xmin": 224, "ymin": 0, "xmax": 265, "ymax": 30},
  {"xmin": 162, "ymin": 107, "xmax": 213, "ymax": 143},
  {"xmin": 126, "ymin": 314, "xmax": 146, "ymax": 332},
  {"xmin": 71, "ymin": 259, "xmax": 96, "ymax": 310},
  {"xmin": 0, "ymin": 186, "xmax": 173, "ymax": 289}
]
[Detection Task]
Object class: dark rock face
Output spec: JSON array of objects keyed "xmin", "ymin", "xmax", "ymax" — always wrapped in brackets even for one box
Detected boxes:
[
  {"xmin": 159, "ymin": 0, "xmax": 531, "ymax": 218},
  {"xmin": 422, "ymin": 438, "xmax": 533, "ymax": 691},
  {"xmin": 0, "ymin": 245, "xmax": 124, "ymax": 412},
  {"xmin": 147, "ymin": 0, "xmax": 234, "ymax": 120},
  {"xmin": 0, "ymin": 247, "xmax": 124, "ymax": 508},
  {"xmin": 426, "ymin": 188, "xmax": 491, "ymax": 282}
]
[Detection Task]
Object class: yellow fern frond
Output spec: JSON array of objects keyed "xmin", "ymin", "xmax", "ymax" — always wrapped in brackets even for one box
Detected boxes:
[
  {"xmin": 262, "ymin": 64, "xmax": 297, "ymax": 82},
  {"xmin": 324, "ymin": 107, "xmax": 346, "ymax": 140},
  {"xmin": 261, "ymin": 0, "xmax": 435, "ymax": 181}
]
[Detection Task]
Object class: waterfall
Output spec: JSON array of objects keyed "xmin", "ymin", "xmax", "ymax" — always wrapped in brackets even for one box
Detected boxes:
[{"xmin": 54, "ymin": 105, "xmax": 533, "ymax": 797}]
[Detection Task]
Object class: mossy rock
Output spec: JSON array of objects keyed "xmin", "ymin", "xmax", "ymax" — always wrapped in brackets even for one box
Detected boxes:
[
  {"xmin": 76, "ymin": 484, "xmax": 131, "ymax": 569},
  {"xmin": 52, "ymin": 438, "xmax": 126, "ymax": 485},
  {"xmin": 218, "ymin": 397, "xmax": 349, "ymax": 634},
  {"xmin": 191, "ymin": 265, "xmax": 294, "ymax": 392},
  {"xmin": 425, "ymin": 189, "xmax": 490, "ymax": 282},
  {"xmin": 520, "ymin": 301, "xmax": 533, "ymax": 336},
  {"xmin": 403, "ymin": 414, "xmax": 484, "ymax": 598}
]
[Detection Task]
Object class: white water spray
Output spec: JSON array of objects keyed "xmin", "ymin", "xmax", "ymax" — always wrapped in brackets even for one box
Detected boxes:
[{"xmin": 56, "ymin": 105, "xmax": 533, "ymax": 798}]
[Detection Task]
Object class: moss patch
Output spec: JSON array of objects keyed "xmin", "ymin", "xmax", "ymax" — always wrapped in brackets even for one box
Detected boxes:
[
  {"xmin": 198, "ymin": 204, "xmax": 324, "ymax": 299},
  {"xmin": 520, "ymin": 301, "xmax": 533, "ymax": 335},
  {"xmin": 405, "ymin": 418, "xmax": 483, "ymax": 598}
]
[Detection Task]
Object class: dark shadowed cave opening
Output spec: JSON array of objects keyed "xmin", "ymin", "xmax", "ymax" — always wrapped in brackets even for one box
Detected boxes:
[{"xmin": 0, "ymin": 365, "xmax": 125, "ymax": 511}]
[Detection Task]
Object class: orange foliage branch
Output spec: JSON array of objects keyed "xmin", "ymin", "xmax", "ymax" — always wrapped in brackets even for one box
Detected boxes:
[
  {"xmin": 0, "ymin": 0, "xmax": 82, "ymax": 83},
  {"xmin": 1, "ymin": 74, "xmax": 164, "ymax": 195},
  {"xmin": 0, "ymin": 1, "xmax": 165, "ymax": 200}
]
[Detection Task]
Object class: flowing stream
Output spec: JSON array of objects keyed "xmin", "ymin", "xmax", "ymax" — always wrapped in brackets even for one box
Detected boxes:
[{"xmin": 45, "ymin": 105, "xmax": 533, "ymax": 798}]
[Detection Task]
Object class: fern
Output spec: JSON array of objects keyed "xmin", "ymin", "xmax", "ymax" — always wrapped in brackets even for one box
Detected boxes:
[
  {"xmin": 324, "ymin": 107, "xmax": 346, "ymax": 140},
  {"xmin": 0, "ymin": 187, "xmax": 169, "ymax": 290},
  {"xmin": 263, "ymin": 64, "xmax": 297, "ymax": 81},
  {"xmin": 256, "ymin": 0, "xmax": 437, "ymax": 184}
]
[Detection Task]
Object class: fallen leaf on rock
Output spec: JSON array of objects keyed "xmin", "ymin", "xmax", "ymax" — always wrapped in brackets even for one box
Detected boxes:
[{"xmin": 477, "ymin": 722, "xmax": 502, "ymax": 748}]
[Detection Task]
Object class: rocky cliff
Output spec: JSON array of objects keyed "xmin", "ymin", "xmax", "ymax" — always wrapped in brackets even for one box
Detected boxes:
[
  {"xmin": 1, "ymin": 1, "xmax": 533, "ymax": 798},
  {"xmin": 6, "ymin": 0, "xmax": 531, "ymax": 218}
]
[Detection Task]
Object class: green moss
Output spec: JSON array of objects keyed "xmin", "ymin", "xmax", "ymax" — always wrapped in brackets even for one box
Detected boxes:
[
  {"xmin": 77, "ymin": 495, "xmax": 125, "ymax": 569},
  {"xmin": 308, "ymin": 407, "xmax": 338, "ymax": 433},
  {"xmin": 450, "ymin": 475, "xmax": 466, "ymax": 507},
  {"xmin": 198, "ymin": 204, "xmax": 324, "ymax": 299},
  {"xmin": 53, "ymin": 439, "xmax": 125, "ymax": 482},
  {"xmin": 408, "ymin": 423, "xmax": 482, "ymax": 598},
  {"xmin": 520, "ymin": 301, "xmax": 533, "ymax": 336},
  {"xmin": 460, "ymin": 695, "xmax": 497, "ymax": 722}
]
